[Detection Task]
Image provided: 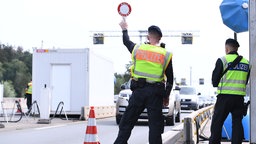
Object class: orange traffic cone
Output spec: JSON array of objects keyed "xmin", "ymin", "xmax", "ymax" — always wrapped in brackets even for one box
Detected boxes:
[{"xmin": 84, "ymin": 106, "xmax": 100, "ymax": 144}]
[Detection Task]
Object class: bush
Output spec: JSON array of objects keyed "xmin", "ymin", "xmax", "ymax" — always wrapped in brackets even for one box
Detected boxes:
[{"xmin": 3, "ymin": 81, "xmax": 16, "ymax": 97}]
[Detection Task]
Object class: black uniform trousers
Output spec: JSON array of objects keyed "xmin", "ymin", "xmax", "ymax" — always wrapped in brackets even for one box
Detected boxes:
[
  {"xmin": 114, "ymin": 83, "xmax": 165, "ymax": 144},
  {"xmin": 209, "ymin": 94, "xmax": 244, "ymax": 144},
  {"xmin": 25, "ymin": 93, "xmax": 32, "ymax": 111}
]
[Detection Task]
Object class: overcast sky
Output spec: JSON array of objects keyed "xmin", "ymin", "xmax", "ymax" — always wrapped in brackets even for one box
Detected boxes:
[{"xmin": 0, "ymin": 0, "xmax": 249, "ymax": 85}]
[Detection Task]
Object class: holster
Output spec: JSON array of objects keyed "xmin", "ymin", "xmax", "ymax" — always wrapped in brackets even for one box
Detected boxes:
[
  {"xmin": 243, "ymin": 101, "xmax": 250, "ymax": 116},
  {"xmin": 130, "ymin": 78, "xmax": 146, "ymax": 91},
  {"xmin": 137, "ymin": 78, "xmax": 146, "ymax": 87}
]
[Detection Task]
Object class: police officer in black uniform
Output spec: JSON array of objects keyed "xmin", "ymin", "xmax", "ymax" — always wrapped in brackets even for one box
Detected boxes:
[
  {"xmin": 114, "ymin": 20, "xmax": 174, "ymax": 144},
  {"xmin": 209, "ymin": 38, "xmax": 250, "ymax": 144}
]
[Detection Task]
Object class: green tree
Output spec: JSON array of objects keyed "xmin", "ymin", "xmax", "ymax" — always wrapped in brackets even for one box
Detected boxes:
[
  {"xmin": 16, "ymin": 47, "xmax": 32, "ymax": 74},
  {"xmin": 8, "ymin": 59, "xmax": 30, "ymax": 97},
  {"xmin": 0, "ymin": 62, "xmax": 5, "ymax": 81},
  {"xmin": 114, "ymin": 61, "xmax": 132, "ymax": 94},
  {"xmin": 0, "ymin": 43, "xmax": 32, "ymax": 97},
  {"xmin": 3, "ymin": 80, "xmax": 16, "ymax": 97},
  {"xmin": 114, "ymin": 73, "xmax": 126, "ymax": 94},
  {"xmin": 3, "ymin": 45, "xmax": 16, "ymax": 62}
]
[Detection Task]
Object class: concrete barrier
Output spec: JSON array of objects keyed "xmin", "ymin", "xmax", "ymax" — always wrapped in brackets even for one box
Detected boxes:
[
  {"xmin": 162, "ymin": 124, "xmax": 183, "ymax": 144},
  {"xmin": 2, "ymin": 98, "xmax": 116, "ymax": 119},
  {"xmin": 83, "ymin": 106, "xmax": 116, "ymax": 120},
  {"xmin": 1, "ymin": 98, "xmax": 27, "ymax": 109}
]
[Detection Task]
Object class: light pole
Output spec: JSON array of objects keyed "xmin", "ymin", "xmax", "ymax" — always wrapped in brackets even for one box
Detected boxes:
[
  {"xmin": 138, "ymin": 30, "xmax": 147, "ymax": 44},
  {"xmin": 190, "ymin": 66, "xmax": 192, "ymax": 86},
  {"xmin": 249, "ymin": 0, "xmax": 256, "ymax": 142}
]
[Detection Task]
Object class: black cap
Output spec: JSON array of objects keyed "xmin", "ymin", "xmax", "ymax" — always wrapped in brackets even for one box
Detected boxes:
[
  {"xmin": 225, "ymin": 38, "xmax": 240, "ymax": 48},
  {"xmin": 148, "ymin": 25, "xmax": 162, "ymax": 37}
]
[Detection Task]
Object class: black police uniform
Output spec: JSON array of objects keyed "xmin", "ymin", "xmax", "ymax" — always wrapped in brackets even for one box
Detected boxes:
[
  {"xmin": 209, "ymin": 51, "xmax": 250, "ymax": 144},
  {"xmin": 25, "ymin": 84, "xmax": 32, "ymax": 111},
  {"xmin": 114, "ymin": 26, "xmax": 174, "ymax": 144}
]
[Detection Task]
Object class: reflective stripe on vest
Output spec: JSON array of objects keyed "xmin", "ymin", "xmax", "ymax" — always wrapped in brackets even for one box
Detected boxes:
[
  {"xmin": 217, "ymin": 54, "xmax": 249, "ymax": 95},
  {"xmin": 131, "ymin": 44, "xmax": 172, "ymax": 83}
]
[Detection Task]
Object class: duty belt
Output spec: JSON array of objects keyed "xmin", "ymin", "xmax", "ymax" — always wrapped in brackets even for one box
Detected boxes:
[
  {"xmin": 132, "ymin": 77, "xmax": 163, "ymax": 84},
  {"xmin": 131, "ymin": 78, "xmax": 164, "ymax": 87}
]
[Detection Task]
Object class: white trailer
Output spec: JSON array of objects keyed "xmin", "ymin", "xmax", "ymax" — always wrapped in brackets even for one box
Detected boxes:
[
  {"xmin": 0, "ymin": 84, "xmax": 3, "ymax": 113},
  {"xmin": 32, "ymin": 48, "xmax": 114, "ymax": 116},
  {"xmin": 0, "ymin": 84, "xmax": 3, "ymax": 103}
]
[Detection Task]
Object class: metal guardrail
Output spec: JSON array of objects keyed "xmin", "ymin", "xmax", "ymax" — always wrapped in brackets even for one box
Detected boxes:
[{"xmin": 183, "ymin": 105, "xmax": 214, "ymax": 144}]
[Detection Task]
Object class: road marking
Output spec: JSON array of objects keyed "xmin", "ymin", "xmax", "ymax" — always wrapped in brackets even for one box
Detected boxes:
[{"xmin": 35, "ymin": 124, "xmax": 66, "ymax": 130}]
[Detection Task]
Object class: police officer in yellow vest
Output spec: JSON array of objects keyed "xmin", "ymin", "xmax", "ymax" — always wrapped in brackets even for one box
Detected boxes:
[
  {"xmin": 209, "ymin": 38, "xmax": 250, "ymax": 144},
  {"xmin": 114, "ymin": 20, "xmax": 174, "ymax": 144},
  {"xmin": 25, "ymin": 81, "xmax": 32, "ymax": 112}
]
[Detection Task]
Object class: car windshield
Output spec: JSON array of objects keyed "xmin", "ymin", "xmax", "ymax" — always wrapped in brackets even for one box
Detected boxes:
[
  {"xmin": 180, "ymin": 87, "xmax": 196, "ymax": 95},
  {"xmin": 120, "ymin": 93, "xmax": 132, "ymax": 99}
]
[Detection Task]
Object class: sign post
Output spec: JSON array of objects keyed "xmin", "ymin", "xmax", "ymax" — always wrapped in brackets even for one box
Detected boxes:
[
  {"xmin": 117, "ymin": 2, "xmax": 132, "ymax": 21},
  {"xmin": 249, "ymin": 0, "xmax": 256, "ymax": 142}
]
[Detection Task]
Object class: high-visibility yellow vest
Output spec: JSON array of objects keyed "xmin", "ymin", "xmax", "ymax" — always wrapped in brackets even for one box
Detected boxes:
[
  {"xmin": 218, "ymin": 54, "xmax": 249, "ymax": 95},
  {"xmin": 131, "ymin": 44, "xmax": 172, "ymax": 83},
  {"xmin": 26, "ymin": 81, "xmax": 32, "ymax": 94}
]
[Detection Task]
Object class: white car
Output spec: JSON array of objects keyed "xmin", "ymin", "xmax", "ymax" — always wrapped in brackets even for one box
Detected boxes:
[
  {"xmin": 114, "ymin": 94, "xmax": 119, "ymax": 103},
  {"xmin": 198, "ymin": 95, "xmax": 212, "ymax": 108},
  {"xmin": 115, "ymin": 83, "xmax": 181, "ymax": 126},
  {"xmin": 178, "ymin": 86, "xmax": 201, "ymax": 110}
]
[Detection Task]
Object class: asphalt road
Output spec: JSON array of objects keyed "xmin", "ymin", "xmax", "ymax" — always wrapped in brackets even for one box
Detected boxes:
[{"xmin": 0, "ymin": 116, "xmax": 182, "ymax": 144}]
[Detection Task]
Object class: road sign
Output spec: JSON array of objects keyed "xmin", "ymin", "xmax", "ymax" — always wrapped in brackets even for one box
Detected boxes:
[
  {"xmin": 93, "ymin": 33, "xmax": 104, "ymax": 44},
  {"xmin": 219, "ymin": 0, "xmax": 248, "ymax": 33},
  {"xmin": 181, "ymin": 33, "xmax": 193, "ymax": 44},
  {"xmin": 117, "ymin": 2, "xmax": 131, "ymax": 17}
]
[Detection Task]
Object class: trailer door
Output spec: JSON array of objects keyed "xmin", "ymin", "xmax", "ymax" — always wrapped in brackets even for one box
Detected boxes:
[{"xmin": 51, "ymin": 64, "xmax": 71, "ymax": 111}]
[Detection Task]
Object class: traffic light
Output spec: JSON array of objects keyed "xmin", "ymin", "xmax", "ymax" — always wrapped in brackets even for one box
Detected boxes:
[
  {"xmin": 93, "ymin": 33, "xmax": 104, "ymax": 44},
  {"xmin": 181, "ymin": 33, "xmax": 193, "ymax": 44}
]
